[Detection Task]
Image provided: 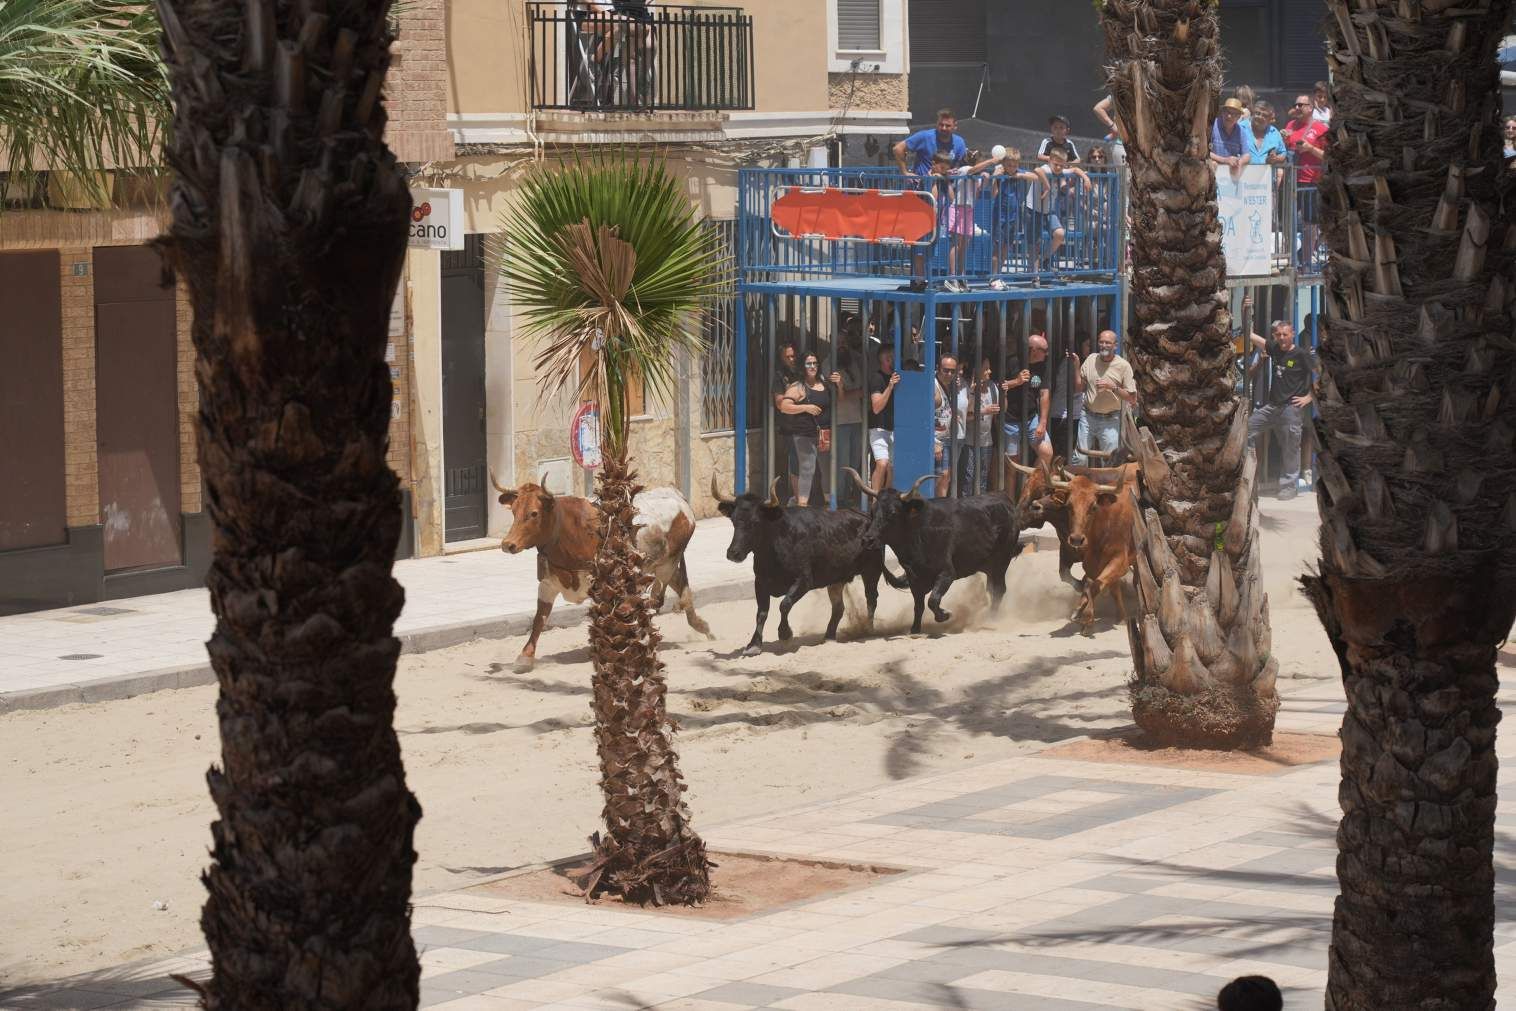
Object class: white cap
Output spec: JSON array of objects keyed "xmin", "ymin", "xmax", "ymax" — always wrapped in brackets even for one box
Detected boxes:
[{"xmin": 991, "ymin": 144, "xmax": 1008, "ymax": 161}]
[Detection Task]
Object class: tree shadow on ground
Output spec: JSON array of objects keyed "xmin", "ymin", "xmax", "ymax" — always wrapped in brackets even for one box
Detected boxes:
[
  {"xmin": 0, "ymin": 960, "xmax": 206, "ymax": 1006},
  {"xmin": 401, "ymin": 646, "xmax": 1130, "ymax": 779}
]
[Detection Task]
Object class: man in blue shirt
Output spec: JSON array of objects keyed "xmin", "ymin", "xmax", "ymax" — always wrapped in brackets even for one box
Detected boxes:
[
  {"xmin": 894, "ymin": 107, "xmax": 968, "ymax": 177},
  {"xmin": 1210, "ymin": 97, "xmax": 1249, "ymax": 171},
  {"xmin": 1246, "ymin": 101, "xmax": 1287, "ymax": 166},
  {"xmin": 893, "ymin": 108, "xmax": 968, "ymax": 291}
]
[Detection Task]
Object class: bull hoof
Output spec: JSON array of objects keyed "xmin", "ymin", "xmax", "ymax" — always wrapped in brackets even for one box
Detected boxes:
[
  {"xmin": 513, "ymin": 654, "xmax": 535, "ymax": 673},
  {"xmin": 741, "ymin": 644, "xmax": 762, "ymax": 657},
  {"xmin": 777, "ymin": 624, "xmax": 793, "ymax": 641},
  {"xmin": 933, "ymin": 610, "xmax": 952, "ymax": 624}
]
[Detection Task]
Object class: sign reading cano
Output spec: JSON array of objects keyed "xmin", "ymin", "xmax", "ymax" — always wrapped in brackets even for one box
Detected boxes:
[{"xmin": 408, "ymin": 188, "xmax": 465, "ymax": 251}]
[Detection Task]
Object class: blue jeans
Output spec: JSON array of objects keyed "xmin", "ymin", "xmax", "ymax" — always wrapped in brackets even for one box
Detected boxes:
[
  {"xmin": 956, "ymin": 442, "xmax": 993, "ymax": 495},
  {"xmin": 1073, "ymin": 410, "xmax": 1121, "ymax": 466}
]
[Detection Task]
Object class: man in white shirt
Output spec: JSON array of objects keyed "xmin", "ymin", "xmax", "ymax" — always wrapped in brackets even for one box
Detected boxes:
[{"xmin": 1072, "ymin": 330, "xmax": 1137, "ymax": 466}]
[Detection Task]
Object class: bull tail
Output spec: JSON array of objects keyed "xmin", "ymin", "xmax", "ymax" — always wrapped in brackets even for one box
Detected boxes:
[{"xmin": 882, "ymin": 563, "xmax": 910, "ymax": 590}]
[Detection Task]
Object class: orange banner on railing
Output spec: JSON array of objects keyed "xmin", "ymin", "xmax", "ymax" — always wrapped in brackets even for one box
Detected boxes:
[{"xmin": 771, "ymin": 187, "xmax": 937, "ymax": 245}]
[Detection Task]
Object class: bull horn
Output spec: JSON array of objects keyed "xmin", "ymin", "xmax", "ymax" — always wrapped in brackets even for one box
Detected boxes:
[
  {"xmin": 489, "ymin": 469, "xmax": 510, "ymax": 494},
  {"xmin": 1050, "ymin": 470, "xmax": 1073, "ymax": 490},
  {"xmin": 764, "ymin": 476, "xmax": 784, "ymax": 508},
  {"xmin": 842, "ymin": 467, "xmax": 877, "ymax": 499},
  {"xmin": 710, "ymin": 475, "xmax": 736, "ymax": 505},
  {"xmin": 905, "ymin": 474, "xmax": 934, "ymax": 500},
  {"xmin": 1093, "ymin": 482, "xmax": 1122, "ymax": 494},
  {"xmin": 1007, "ymin": 460, "xmax": 1040, "ymax": 477}
]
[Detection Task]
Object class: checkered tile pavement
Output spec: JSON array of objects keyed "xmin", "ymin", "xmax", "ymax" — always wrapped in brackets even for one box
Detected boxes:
[{"xmin": 9, "ymin": 675, "xmax": 1516, "ymax": 1010}]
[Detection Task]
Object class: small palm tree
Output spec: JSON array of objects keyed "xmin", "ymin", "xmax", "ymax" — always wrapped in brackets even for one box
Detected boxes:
[
  {"xmin": 497, "ymin": 156, "xmax": 726, "ymax": 904},
  {"xmin": 0, "ymin": 0, "xmax": 166, "ymax": 203}
]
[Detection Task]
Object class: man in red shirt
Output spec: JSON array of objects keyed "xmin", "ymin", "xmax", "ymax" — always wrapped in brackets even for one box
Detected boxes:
[{"xmin": 1283, "ymin": 94, "xmax": 1330, "ymax": 269}]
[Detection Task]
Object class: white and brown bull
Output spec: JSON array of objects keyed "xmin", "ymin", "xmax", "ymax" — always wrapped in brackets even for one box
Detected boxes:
[{"xmin": 491, "ymin": 472, "xmax": 712, "ymax": 671}]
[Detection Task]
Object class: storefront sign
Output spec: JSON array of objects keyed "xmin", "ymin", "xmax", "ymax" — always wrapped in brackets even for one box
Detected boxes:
[
  {"xmin": 1215, "ymin": 165, "xmax": 1273, "ymax": 278},
  {"xmin": 408, "ymin": 188, "xmax": 465, "ymax": 251},
  {"xmin": 571, "ymin": 403, "xmax": 602, "ymax": 470}
]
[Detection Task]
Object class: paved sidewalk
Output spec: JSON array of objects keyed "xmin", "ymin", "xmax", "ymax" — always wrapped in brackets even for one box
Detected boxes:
[
  {"xmin": 0, "ymin": 516, "xmax": 751, "ymax": 712},
  {"xmin": 11, "ymin": 670, "xmax": 1515, "ymax": 1010}
]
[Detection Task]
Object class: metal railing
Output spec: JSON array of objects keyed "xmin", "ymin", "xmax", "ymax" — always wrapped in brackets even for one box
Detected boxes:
[
  {"xmin": 739, "ymin": 166, "xmax": 1125, "ymax": 286},
  {"xmin": 527, "ymin": 2, "xmax": 754, "ymax": 113}
]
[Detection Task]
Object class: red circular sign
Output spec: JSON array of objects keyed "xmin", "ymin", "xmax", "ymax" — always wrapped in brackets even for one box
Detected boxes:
[{"xmin": 570, "ymin": 403, "xmax": 601, "ymax": 469}]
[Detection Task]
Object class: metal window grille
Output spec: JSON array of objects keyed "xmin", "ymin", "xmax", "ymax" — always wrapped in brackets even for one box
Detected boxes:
[
  {"xmin": 837, "ymin": 0, "xmax": 881, "ymax": 50},
  {"xmin": 700, "ymin": 219, "xmax": 738, "ymax": 433}
]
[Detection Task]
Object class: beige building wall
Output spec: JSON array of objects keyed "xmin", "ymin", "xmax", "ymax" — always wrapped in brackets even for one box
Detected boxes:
[{"xmin": 446, "ymin": 0, "xmax": 829, "ymax": 117}]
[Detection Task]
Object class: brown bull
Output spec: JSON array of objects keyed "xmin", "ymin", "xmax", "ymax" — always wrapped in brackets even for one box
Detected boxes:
[
  {"xmin": 493, "ymin": 472, "xmax": 712, "ymax": 671},
  {"xmin": 1009, "ymin": 449, "xmax": 1134, "ymax": 591},
  {"xmin": 1047, "ymin": 464, "xmax": 1141, "ymax": 629}
]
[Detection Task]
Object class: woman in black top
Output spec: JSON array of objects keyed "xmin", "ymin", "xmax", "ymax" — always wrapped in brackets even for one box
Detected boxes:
[{"xmin": 777, "ymin": 353, "xmax": 833, "ymax": 507}]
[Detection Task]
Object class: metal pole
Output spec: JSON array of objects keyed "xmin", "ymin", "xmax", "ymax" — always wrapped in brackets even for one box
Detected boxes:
[
  {"xmin": 735, "ymin": 291, "xmax": 748, "ymax": 494},
  {"xmin": 829, "ymin": 297, "xmax": 839, "ymax": 510},
  {"xmin": 948, "ymin": 302, "xmax": 961, "ymax": 497},
  {"xmin": 995, "ymin": 302, "xmax": 1008, "ymax": 492},
  {"xmin": 765, "ymin": 292, "xmax": 776, "ymax": 495}
]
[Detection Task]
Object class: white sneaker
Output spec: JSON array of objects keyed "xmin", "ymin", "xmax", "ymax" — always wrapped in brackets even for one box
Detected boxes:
[{"xmin": 990, "ymin": 278, "xmax": 1008, "ymax": 291}]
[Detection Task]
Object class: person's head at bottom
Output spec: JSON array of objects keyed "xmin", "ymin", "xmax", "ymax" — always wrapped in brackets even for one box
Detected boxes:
[{"xmin": 1217, "ymin": 975, "xmax": 1282, "ymax": 1011}]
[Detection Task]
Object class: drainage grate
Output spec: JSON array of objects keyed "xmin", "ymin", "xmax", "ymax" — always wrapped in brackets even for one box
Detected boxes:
[
  {"xmin": 72, "ymin": 606, "xmax": 136, "ymax": 617},
  {"xmin": 58, "ymin": 653, "xmax": 104, "ymax": 660}
]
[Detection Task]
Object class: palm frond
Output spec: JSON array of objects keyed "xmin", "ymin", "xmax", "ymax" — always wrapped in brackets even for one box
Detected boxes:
[
  {"xmin": 0, "ymin": 0, "xmax": 168, "ymax": 202},
  {"xmin": 493, "ymin": 153, "xmax": 729, "ymax": 456}
]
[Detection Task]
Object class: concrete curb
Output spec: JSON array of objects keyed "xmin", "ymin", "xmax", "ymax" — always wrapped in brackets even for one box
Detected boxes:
[{"xmin": 0, "ymin": 578, "xmax": 755, "ymax": 715}]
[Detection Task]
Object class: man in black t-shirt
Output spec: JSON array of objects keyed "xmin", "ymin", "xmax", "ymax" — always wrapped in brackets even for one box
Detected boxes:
[
  {"xmin": 867, "ymin": 344, "xmax": 900, "ymax": 493},
  {"xmin": 1000, "ymin": 332, "xmax": 1054, "ymax": 464},
  {"xmin": 1247, "ymin": 320, "xmax": 1316, "ymax": 500}
]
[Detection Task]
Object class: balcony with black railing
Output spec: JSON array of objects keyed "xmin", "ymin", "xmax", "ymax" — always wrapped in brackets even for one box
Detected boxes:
[{"xmin": 527, "ymin": 2, "xmax": 754, "ymax": 114}]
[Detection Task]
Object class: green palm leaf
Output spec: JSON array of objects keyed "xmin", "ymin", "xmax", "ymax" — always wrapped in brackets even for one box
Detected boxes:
[
  {"xmin": 0, "ymin": 0, "xmax": 167, "ymax": 202},
  {"xmin": 493, "ymin": 154, "xmax": 728, "ymax": 457}
]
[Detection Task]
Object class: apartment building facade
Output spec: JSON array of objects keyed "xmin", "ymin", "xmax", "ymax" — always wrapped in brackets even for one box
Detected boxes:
[{"xmin": 0, "ymin": 0, "xmax": 910, "ymax": 613}]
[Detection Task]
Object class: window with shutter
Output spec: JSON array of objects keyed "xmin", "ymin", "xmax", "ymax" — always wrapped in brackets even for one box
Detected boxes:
[
  {"xmin": 837, "ymin": 0, "xmax": 881, "ymax": 51},
  {"xmin": 908, "ymin": 0, "xmax": 987, "ymax": 65}
]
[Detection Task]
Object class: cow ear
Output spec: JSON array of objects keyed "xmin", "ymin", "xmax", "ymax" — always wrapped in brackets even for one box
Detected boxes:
[
  {"xmin": 498, "ymin": 491, "xmax": 517, "ymax": 505},
  {"xmin": 1097, "ymin": 492, "xmax": 1117, "ymax": 506},
  {"xmin": 906, "ymin": 498, "xmax": 927, "ymax": 513},
  {"xmin": 716, "ymin": 500, "xmax": 735, "ymax": 517},
  {"xmin": 760, "ymin": 503, "xmax": 785, "ymax": 520}
]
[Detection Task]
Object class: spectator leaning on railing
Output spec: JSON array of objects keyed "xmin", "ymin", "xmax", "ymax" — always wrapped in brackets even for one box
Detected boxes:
[
  {"xmin": 893, "ymin": 108, "xmax": 968, "ymax": 292},
  {"xmin": 961, "ymin": 146, "xmax": 1044, "ymax": 290},
  {"xmin": 1282, "ymin": 94, "xmax": 1330, "ymax": 265},
  {"xmin": 1503, "ymin": 116, "xmax": 1516, "ymax": 170},
  {"xmin": 1211, "ymin": 97, "xmax": 1250, "ymax": 173}
]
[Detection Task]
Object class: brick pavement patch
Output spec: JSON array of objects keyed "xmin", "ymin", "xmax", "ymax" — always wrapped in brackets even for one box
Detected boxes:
[
  {"xmin": 471, "ymin": 850, "xmax": 903, "ymax": 921},
  {"xmin": 1036, "ymin": 731, "xmax": 1339, "ymax": 775}
]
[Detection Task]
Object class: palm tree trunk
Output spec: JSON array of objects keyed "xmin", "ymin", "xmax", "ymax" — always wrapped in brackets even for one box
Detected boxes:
[
  {"xmin": 1308, "ymin": 3, "xmax": 1514, "ymax": 1006},
  {"xmin": 579, "ymin": 448, "xmax": 712, "ymax": 904},
  {"xmin": 155, "ymin": 0, "xmax": 421, "ymax": 1004},
  {"xmin": 1100, "ymin": 0, "xmax": 1277, "ymax": 748}
]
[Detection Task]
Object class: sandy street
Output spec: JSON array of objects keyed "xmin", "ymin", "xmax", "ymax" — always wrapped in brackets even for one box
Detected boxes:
[{"xmin": 0, "ymin": 499, "xmax": 1333, "ymax": 986}]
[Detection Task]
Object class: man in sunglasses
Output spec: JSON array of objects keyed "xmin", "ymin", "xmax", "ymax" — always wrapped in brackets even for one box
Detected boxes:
[{"xmin": 1282, "ymin": 94, "xmax": 1329, "ymax": 265}]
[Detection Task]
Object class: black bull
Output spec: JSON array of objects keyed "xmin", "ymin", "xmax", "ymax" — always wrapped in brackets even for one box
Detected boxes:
[
  {"xmin": 848, "ymin": 469, "xmax": 1023, "ymax": 634},
  {"xmin": 713, "ymin": 478, "xmax": 908, "ymax": 656}
]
